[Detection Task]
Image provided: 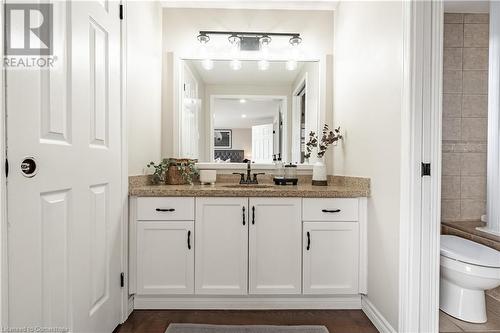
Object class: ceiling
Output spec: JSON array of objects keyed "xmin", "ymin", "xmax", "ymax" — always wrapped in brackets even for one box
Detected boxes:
[
  {"xmin": 161, "ymin": 0, "xmax": 338, "ymax": 11},
  {"xmin": 214, "ymin": 98, "xmax": 283, "ymax": 128},
  {"xmin": 187, "ymin": 60, "xmax": 306, "ymax": 85}
]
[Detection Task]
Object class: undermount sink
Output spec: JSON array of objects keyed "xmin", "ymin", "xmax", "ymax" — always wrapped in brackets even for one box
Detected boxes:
[{"xmin": 221, "ymin": 184, "xmax": 275, "ymax": 189}]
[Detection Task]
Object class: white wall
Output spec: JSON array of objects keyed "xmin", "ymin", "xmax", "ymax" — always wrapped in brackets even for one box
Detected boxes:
[
  {"xmin": 332, "ymin": 1, "xmax": 403, "ymax": 329},
  {"xmin": 162, "ymin": 8, "xmax": 334, "ymax": 163},
  {"xmin": 228, "ymin": 128, "xmax": 252, "ymax": 160},
  {"xmin": 127, "ymin": 1, "xmax": 163, "ymax": 175}
]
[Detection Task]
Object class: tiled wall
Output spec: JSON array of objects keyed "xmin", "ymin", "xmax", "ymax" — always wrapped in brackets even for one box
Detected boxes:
[{"xmin": 442, "ymin": 13, "xmax": 489, "ymax": 222}]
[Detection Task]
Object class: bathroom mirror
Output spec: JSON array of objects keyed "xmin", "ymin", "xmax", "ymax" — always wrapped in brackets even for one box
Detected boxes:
[{"xmin": 178, "ymin": 59, "xmax": 320, "ymax": 164}]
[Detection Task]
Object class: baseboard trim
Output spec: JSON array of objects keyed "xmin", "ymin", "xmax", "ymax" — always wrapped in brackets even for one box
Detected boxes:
[
  {"xmin": 133, "ymin": 295, "xmax": 362, "ymax": 310},
  {"xmin": 361, "ymin": 296, "xmax": 396, "ymax": 333}
]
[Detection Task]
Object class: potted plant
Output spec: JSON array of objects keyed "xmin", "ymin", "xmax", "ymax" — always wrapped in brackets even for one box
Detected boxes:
[
  {"xmin": 147, "ymin": 158, "xmax": 199, "ymax": 185},
  {"xmin": 305, "ymin": 125, "xmax": 343, "ymax": 185}
]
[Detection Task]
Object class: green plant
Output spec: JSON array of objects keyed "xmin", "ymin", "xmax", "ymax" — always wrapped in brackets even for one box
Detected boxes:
[
  {"xmin": 147, "ymin": 159, "xmax": 168, "ymax": 184},
  {"xmin": 173, "ymin": 159, "xmax": 199, "ymax": 185}
]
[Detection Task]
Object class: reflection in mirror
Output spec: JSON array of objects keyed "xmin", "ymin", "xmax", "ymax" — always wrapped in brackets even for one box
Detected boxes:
[
  {"xmin": 179, "ymin": 59, "xmax": 320, "ymax": 164},
  {"xmin": 213, "ymin": 97, "xmax": 284, "ymax": 164}
]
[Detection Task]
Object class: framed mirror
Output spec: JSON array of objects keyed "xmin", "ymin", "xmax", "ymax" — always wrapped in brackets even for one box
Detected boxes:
[{"xmin": 178, "ymin": 59, "xmax": 321, "ymax": 165}]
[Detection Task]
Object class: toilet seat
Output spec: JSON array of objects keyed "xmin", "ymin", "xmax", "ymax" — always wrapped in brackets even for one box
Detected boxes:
[{"xmin": 441, "ymin": 235, "xmax": 500, "ymax": 268}]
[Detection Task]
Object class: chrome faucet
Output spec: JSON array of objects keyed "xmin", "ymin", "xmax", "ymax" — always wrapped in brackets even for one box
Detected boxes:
[{"xmin": 233, "ymin": 161, "xmax": 265, "ymax": 184}]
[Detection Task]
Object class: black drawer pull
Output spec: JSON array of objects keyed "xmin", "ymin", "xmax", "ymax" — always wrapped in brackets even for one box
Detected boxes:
[
  {"xmin": 156, "ymin": 208, "xmax": 175, "ymax": 212},
  {"xmin": 252, "ymin": 206, "xmax": 255, "ymax": 225},
  {"xmin": 187, "ymin": 230, "xmax": 191, "ymax": 250},
  {"xmin": 322, "ymin": 209, "xmax": 341, "ymax": 213},
  {"xmin": 242, "ymin": 206, "xmax": 246, "ymax": 225},
  {"xmin": 307, "ymin": 231, "xmax": 311, "ymax": 251}
]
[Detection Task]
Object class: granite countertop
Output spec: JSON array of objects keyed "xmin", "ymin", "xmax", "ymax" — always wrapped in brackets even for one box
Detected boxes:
[{"xmin": 129, "ymin": 175, "xmax": 370, "ymax": 198}]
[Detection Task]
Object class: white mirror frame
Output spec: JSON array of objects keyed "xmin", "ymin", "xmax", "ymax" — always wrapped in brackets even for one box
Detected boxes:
[{"xmin": 171, "ymin": 55, "xmax": 329, "ymax": 170}]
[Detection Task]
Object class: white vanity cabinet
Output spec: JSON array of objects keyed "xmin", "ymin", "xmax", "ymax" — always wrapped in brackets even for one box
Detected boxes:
[
  {"xmin": 249, "ymin": 198, "xmax": 302, "ymax": 294},
  {"xmin": 195, "ymin": 198, "xmax": 248, "ymax": 295},
  {"xmin": 132, "ymin": 197, "xmax": 195, "ymax": 295},
  {"xmin": 137, "ymin": 221, "xmax": 194, "ymax": 294},
  {"xmin": 130, "ymin": 195, "xmax": 367, "ymax": 309},
  {"xmin": 302, "ymin": 198, "xmax": 367, "ymax": 295}
]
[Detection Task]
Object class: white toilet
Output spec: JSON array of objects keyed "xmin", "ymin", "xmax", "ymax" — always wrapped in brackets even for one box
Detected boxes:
[{"xmin": 440, "ymin": 235, "xmax": 500, "ymax": 323}]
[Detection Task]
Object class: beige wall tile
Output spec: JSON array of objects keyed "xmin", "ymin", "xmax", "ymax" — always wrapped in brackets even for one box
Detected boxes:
[
  {"xmin": 445, "ymin": 13, "xmax": 464, "ymax": 24},
  {"xmin": 463, "ymin": 47, "xmax": 488, "ymax": 70},
  {"xmin": 442, "ymin": 176, "xmax": 461, "ymax": 199},
  {"xmin": 460, "ymin": 199, "xmax": 486, "ymax": 220},
  {"xmin": 462, "ymin": 94, "xmax": 488, "ymax": 117},
  {"xmin": 444, "ymin": 47, "xmax": 463, "ymax": 70},
  {"xmin": 462, "ymin": 117, "xmax": 488, "ymax": 141},
  {"xmin": 444, "ymin": 23, "xmax": 464, "ymax": 47},
  {"xmin": 443, "ymin": 117, "xmax": 462, "ymax": 141},
  {"xmin": 443, "ymin": 70, "xmax": 463, "ymax": 93},
  {"xmin": 464, "ymin": 23, "xmax": 489, "ymax": 47},
  {"xmin": 443, "ymin": 93, "xmax": 462, "ymax": 118},
  {"xmin": 463, "ymin": 70, "xmax": 488, "ymax": 94},
  {"xmin": 442, "ymin": 200, "xmax": 461, "ymax": 220},
  {"xmin": 461, "ymin": 176, "xmax": 486, "ymax": 199},
  {"xmin": 461, "ymin": 152, "xmax": 487, "ymax": 175},
  {"xmin": 442, "ymin": 152, "xmax": 461, "ymax": 176},
  {"xmin": 464, "ymin": 13, "xmax": 489, "ymax": 24}
]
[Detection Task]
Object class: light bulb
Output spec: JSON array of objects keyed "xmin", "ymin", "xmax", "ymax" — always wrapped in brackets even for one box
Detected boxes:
[
  {"xmin": 202, "ymin": 58, "xmax": 214, "ymax": 70},
  {"xmin": 258, "ymin": 59, "xmax": 269, "ymax": 71},
  {"xmin": 286, "ymin": 60, "xmax": 297, "ymax": 71},
  {"xmin": 239, "ymin": 99, "xmax": 246, "ymax": 104},
  {"xmin": 230, "ymin": 59, "xmax": 242, "ymax": 71}
]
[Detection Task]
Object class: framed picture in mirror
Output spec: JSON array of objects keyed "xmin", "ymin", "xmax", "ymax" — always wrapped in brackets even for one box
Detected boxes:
[{"xmin": 214, "ymin": 129, "xmax": 232, "ymax": 149}]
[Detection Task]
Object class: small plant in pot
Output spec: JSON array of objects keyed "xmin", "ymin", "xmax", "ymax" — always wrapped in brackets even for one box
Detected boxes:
[
  {"xmin": 305, "ymin": 125, "xmax": 343, "ymax": 186},
  {"xmin": 147, "ymin": 158, "xmax": 199, "ymax": 185}
]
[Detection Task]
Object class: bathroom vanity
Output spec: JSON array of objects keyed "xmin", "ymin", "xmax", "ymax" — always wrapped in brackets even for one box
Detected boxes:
[{"xmin": 128, "ymin": 177, "xmax": 369, "ymax": 310}]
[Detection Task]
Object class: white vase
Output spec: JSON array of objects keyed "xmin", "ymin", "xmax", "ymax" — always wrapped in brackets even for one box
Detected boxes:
[{"xmin": 312, "ymin": 158, "xmax": 327, "ymax": 186}]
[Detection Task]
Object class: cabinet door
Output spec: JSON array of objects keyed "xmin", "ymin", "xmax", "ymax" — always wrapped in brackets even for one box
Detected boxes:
[
  {"xmin": 137, "ymin": 221, "xmax": 194, "ymax": 295},
  {"xmin": 303, "ymin": 222, "xmax": 359, "ymax": 294},
  {"xmin": 249, "ymin": 198, "xmax": 302, "ymax": 294},
  {"xmin": 195, "ymin": 198, "xmax": 248, "ymax": 295}
]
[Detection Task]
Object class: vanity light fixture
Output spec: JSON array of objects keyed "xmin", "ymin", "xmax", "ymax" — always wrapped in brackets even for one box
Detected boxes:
[{"xmin": 196, "ymin": 31, "xmax": 302, "ymax": 71}]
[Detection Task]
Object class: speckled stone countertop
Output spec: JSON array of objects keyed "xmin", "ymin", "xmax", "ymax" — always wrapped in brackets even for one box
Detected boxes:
[{"xmin": 129, "ymin": 175, "xmax": 370, "ymax": 198}]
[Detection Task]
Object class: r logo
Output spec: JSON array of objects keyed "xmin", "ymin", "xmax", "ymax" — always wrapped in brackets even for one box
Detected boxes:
[{"xmin": 4, "ymin": 3, "xmax": 53, "ymax": 55}]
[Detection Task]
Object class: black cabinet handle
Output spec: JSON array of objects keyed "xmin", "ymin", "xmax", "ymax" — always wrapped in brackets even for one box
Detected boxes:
[
  {"xmin": 156, "ymin": 208, "xmax": 175, "ymax": 212},
  {"xmin": 322, "ymin": 209, "xmax": 341, "ymax": 213},
  {"xmin": 242, "ymin": 206, "xmax": 246, "ymax": 225},
  {"xmin": 252, "ymin": 206, "xmax": 255, "ymax": 225},
  {"xmin": 307, "ymin": 231, "xmax": 311, "ymax": 251},
  {"xmin": 187, "ymin": 230, "xmax": 191, "ymax": 250}
]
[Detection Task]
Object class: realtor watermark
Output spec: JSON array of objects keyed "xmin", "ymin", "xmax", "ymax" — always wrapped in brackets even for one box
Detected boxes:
[{"xmin": 3, "ymin": 3, "xmax": 57, "ymax": 69}]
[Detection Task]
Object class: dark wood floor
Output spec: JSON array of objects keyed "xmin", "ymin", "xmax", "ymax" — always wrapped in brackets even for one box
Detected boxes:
[{"xmin": 115, "ymin": 310, "xmax": 379, "ymax": 333}]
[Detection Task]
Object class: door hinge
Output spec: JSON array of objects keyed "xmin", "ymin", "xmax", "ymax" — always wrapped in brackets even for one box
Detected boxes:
[
  {"xmin": 120, "ymin": 272, "xmax": 124, "ymax": 287},
  {"xmin": 119, "ymin": 4, "xmax": 124, "ymax": 20},
  {"xmin": 421, "ymin": 162, "xmax": 431, "ymax": 177},
  {"xmin": 5, "ymin": 159, "xmax": 8, "ymax": 178}
]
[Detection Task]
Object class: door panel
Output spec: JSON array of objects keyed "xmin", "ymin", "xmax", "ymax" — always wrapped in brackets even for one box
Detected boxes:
[
  {"xmin": 6, "ymin": 1, "xmax": 122, "ymax": 331},
  {"xmin": 303, "ymin": 222, "xmax": 359, "ymax": 294},
  {"xmin": 137, "ymin": 221, "xmax": 194, "ymax": 295},
  {"xmin": 249, "ymin": 198, "xmax": 302, "ymax": 294},
  {"xmin": 195, "ymin": 198, "xmax": 248, "ymax": 295}
]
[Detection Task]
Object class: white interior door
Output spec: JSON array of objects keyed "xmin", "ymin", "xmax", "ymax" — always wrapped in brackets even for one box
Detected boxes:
[
  {"xmin": 6, "ymin": 1, "xmax": 122, "ymax": 332},
  {"xmin": 252, "ymin": 124, "xmax": 273, "ymax": 163},
  {"xmin": 181, "ymin": 64, "xmax": 199, "ymax": 159}
]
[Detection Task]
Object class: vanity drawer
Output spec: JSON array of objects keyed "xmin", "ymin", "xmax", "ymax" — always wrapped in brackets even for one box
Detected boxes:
[
  {"xmin": 137, "ymin": 197, "xmax": 195, "ymax": 221},
  {"xmin": 302, "ymin": 198, "xmax": 358, "ymax": 221}
]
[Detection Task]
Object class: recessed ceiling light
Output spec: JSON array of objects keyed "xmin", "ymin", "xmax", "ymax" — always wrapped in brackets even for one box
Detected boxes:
[
  {"xmin": 241, "ymin": 114, "xmax": 247, "ymax": 118},
  {"xmin": 239, "ymin": 99, "xmax": 246, "ymax": 104}
]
